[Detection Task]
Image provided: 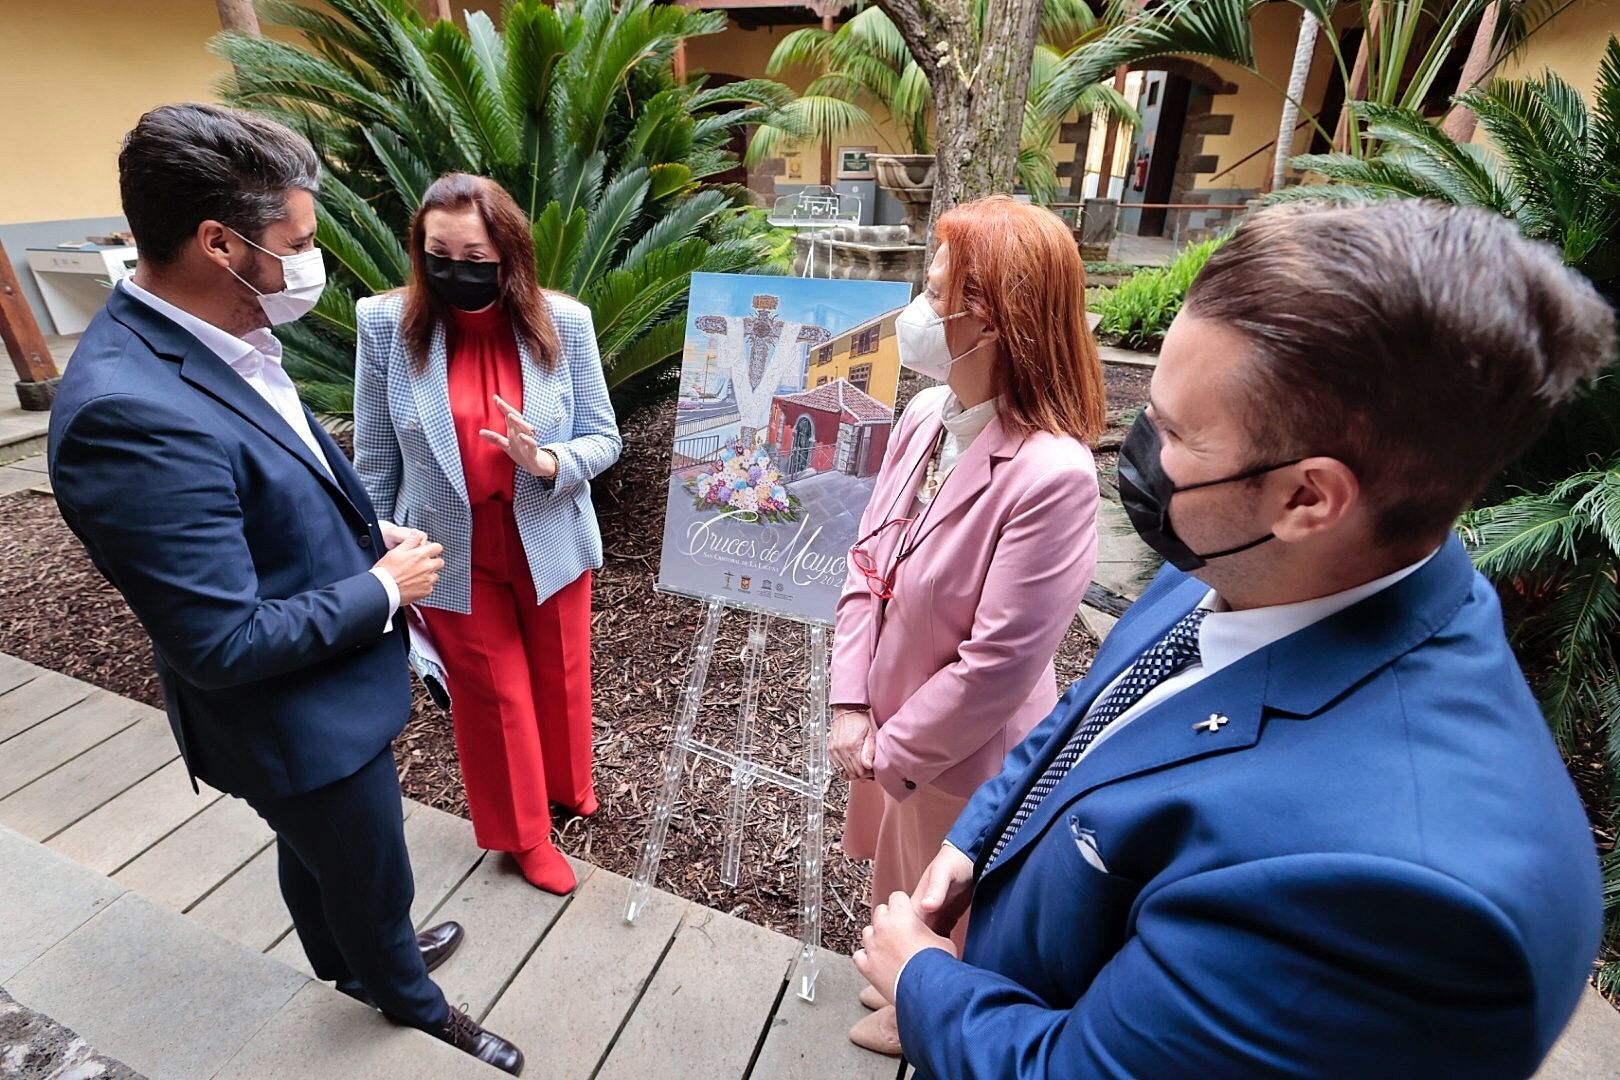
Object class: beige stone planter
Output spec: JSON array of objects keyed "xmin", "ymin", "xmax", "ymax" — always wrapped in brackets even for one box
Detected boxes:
[{"xmin": 869, "ymin": 153, "xmax": 937, "ymax": 237}]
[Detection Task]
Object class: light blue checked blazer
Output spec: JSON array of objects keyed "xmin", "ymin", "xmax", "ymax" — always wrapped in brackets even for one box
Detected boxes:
[{"xmin": 352, "ymin": 290, "xmax": 621, "ymax": 614}]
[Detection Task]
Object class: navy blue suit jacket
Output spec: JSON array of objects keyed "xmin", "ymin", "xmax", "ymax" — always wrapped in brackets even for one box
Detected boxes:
[
  {"xmin": 899, "ymin": 539, "xmax": 1601, "ymax": 1079},
  {"xmin": 48, "ymin": 286, "xmax": 411, "ymax": 800}
]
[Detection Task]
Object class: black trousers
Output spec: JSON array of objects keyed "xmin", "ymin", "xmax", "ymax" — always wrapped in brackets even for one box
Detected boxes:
[{"xmin": 244, "ymin": 744, "xmax": 448, "ymax": 1032}]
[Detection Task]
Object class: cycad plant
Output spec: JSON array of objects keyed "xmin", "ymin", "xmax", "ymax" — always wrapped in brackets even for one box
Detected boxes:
[
  {"xmin": 1041, "ymin": 0, "xmax": 1574, "ymax": 159},
  {"xmin": 1273, "ymin": 38, "xmax": 1620, "ymax": 994},
  {"xmin": 747, "ymin": 0, "xmax": 1138, "ymax": 203},
  {"xmin": 214, "ymin": 0, "xmax": 794, "ymax": 413}
]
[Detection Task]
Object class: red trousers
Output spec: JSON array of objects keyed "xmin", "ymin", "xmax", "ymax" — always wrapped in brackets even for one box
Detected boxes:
[{"xmin": 419, "ymin": 502, "xmax": 594, "ymax": 852}]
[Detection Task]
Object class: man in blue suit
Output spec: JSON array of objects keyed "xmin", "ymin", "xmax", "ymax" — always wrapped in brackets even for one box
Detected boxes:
[
  {"xmin": 853, "ymin": 201, "xmax": 1615, "ymax": 1078},
  {"xmin": 48, "ymin": 104, "xmax": 521, "ymax": 1074}
]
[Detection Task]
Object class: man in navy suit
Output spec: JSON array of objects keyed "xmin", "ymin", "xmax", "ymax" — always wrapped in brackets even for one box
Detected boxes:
[
  {"xmin": 854, "ymin": 201, "xmax": 1616, "ymax": 1078},
  {"xmin": 48, "ymin": 104, "xmax": 521, "ymax": 1074}
]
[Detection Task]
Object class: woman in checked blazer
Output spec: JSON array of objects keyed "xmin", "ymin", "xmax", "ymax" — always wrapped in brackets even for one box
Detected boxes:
[{"xmin": 354, "ymin": 173, "xmax": 621, "ymax": 894}]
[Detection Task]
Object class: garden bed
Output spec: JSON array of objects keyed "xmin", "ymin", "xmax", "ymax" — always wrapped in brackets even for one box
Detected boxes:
[{"xmin": 0, "ymin": 367, "xmax": 1146, "ymax": 955}]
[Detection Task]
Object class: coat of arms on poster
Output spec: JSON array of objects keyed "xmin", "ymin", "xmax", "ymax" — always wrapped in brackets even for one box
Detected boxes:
[{"xmin": 657, "ymin": 272, "xmax": 912, "ymax": 624}]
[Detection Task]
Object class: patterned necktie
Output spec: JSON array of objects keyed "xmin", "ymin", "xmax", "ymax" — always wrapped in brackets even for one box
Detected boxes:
[{"xmin": 986, "ymin": 607, "xmax": 1209, "ymax": 867}]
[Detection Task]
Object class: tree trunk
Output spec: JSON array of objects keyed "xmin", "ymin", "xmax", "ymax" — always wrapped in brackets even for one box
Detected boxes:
[
  {"xmin": 1272, "ymin": 11, "xmax": 1321, "ymax": 190},
  {"xmin": 1442, "ymin": 2, "xmax": 1500, "ymax": 144},
  {"xmin": 820, "ymin": 11, "xmax": 836, "ymax": 185},
  {"xmin": 1334, "ymin": 4, "xmax": 1379, "ymax": 151},
  {"xmin": 872, "ymin": 0, "xmax": 1044, "ymax": 246},
  {"xmin": 214, "ymin": 0, "xmax": 260, "ymax": 36}
]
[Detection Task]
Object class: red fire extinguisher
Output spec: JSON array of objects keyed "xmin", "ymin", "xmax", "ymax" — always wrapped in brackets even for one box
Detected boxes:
[{"xmin": 1133, "ymin": 151, "xmax": 1151, "ymax": 192}]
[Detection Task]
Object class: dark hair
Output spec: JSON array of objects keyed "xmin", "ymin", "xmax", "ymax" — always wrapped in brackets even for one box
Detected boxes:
[
  {"xmin": 403, "ymin": 173, "xmax": 559, "ymax": 373},
  {"xmin": 1185, "ymin": 199, "xmax": 1617, "ymax": 543},
  {"xmin": 934, "ymin": 195, "xmax": 1106, "ymax": 443},
  {"xmin": 118, "ymin": 103, "xmax": 320, "ymax": 265}
]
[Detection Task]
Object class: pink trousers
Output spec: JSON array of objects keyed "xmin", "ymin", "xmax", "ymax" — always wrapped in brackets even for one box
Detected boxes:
[{"xmin": 843, "ymin": 777, "xmax": 971, "ymax": 952}]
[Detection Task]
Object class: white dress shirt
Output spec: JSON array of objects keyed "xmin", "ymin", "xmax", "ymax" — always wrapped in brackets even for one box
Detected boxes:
[
  {"xmin": 1073, "ymin": 549, "xmax": 1439, "ymax": 764},
  {"xmin": 120, "ymin": 279, "xmax": 399, "ymax": 629}
]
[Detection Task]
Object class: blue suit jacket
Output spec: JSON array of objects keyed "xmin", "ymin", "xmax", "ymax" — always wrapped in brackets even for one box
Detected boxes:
[
  {"xmin": 48, "ymin": 286, "xmax": 411, "ymax": 801},
  {"xmin": 899, "ymin": 539, "xmax": 1601, "ymax": 1079}
]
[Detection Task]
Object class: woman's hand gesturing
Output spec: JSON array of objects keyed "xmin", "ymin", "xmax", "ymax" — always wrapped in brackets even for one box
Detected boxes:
[{"xmin": 479, "ymin": 393, "xmax": 558, "ymax": 478}]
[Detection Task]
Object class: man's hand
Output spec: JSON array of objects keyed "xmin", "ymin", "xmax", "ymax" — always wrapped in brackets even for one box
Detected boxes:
[
  {"xmin": 379, "ymin": 522, "xmax": 426, "ymax": 551},
  {"xmin": 914, "ymin": 844, "xmax": 976, "ymax": 937},
  {"xmin": 854, "ymin": 891, "xmax": 958, "ymax": 1005},
  {"xmin": 830, "ymin": 706, "xmax": 877, "ymax": 781},
  {"xmin": 375, "ymin": 533, "xmax": 444, "ymax": 605}
]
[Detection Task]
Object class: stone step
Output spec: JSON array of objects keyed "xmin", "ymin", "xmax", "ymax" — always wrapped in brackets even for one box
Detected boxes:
[
  {"xmin": 0, "ymin": 403, "xmax": 50, "ymax": 467},
  {"xmin": 1536, "ymin": 987, "xmax": 1620, "ymax": 1079},
  {"xmin": 1, "ymin": 825, "xmax": 499, "ymax": 1080}
]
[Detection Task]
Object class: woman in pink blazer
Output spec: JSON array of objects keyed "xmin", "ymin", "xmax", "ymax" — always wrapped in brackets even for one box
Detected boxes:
[{"xmin": 829, "ymin": 196, "xmax": 1105, "ymax": 1055}]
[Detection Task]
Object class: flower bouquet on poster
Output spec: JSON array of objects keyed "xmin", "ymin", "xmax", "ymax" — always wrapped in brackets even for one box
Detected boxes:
[
  {"xmin": 657, "ymin": 272, "xmax": 911, "ymax": 624},
  {"xmin": 685, "ymin": 435, "xmax": 802, "ymax": 524}
]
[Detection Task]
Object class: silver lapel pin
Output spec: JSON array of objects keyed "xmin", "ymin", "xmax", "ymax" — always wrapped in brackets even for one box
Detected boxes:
[{"xmin": 1193, "ymin": 713, "xmax": 1230, "ymax": 734}]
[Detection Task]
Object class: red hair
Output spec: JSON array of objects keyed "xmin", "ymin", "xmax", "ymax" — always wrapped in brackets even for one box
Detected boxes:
[
  {"xmin": 935, "ymin": 195, "xmax": 1106, "ymax": 444},
  {"xmin": 402, "ymin": 172, "xmax": 559, "ymax": 373}
]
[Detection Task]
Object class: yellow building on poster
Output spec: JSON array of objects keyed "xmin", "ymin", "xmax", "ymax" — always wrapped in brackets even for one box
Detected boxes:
[{"xmin": 806, "ymin": 308, "xmax": 902, "ymax": 409}]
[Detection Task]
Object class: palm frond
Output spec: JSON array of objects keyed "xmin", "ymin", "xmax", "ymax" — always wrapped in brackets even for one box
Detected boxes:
[
  {"xmin": 362, "ymin": 124, "xmax": 434, "ymax": 212},
  {"xmin": 1460, "ymin": 493, "xmax": 1587, "ymax": 581},
  {"xmin": 531, "ymin": 201, "xmax": 589, "ymax": 291},
  {"xmin": 422, "ymin": 21, "xmax": 521, "ymax": 167},
  {"xmin": 765, "ymin": 26, "xmax": 837, "ymax": 77},
  {"xmin": 572, "ymin": 167, "xmax": 651, "ymax": 295},
  {"xmin": 1042, "ymin": 0, "xmax": 1258, "ymax": 120}
]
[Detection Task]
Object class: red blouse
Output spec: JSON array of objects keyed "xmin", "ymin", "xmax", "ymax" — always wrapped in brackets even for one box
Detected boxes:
[{"xmin": 447, "ymin": 304, "xmax": 524, "ymax": 504}]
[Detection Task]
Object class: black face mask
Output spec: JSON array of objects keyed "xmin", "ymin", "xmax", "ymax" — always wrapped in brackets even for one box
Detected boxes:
[
  {"xmin": 1117, "ymin": 412, "xmax": 1302, "ymax": 572},
  {"xmin": 424, "ymin": 253, "xmax": 500, "ymax": 311}
]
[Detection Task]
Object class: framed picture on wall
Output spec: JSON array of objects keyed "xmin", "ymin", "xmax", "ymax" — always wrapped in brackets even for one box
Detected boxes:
[{"xmin": 836, "ymin": 146, "xmax": 877, "ymax": 180}]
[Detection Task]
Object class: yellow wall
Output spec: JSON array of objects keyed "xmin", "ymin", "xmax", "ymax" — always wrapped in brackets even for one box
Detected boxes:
[
  {"xmin": 1486, "ymin": 0, "xmax": 1619, "ymax": 100},
  {"xmin": 0, "ymin": 1, "xmax": 237, "ymax": 224},
  {"xmin": 809, "ymin": 312, "xmax": 900, "ymax": 408},
  {"xmin": 685, "ymin": 15, "xmax": 908, "ymax": 185},
  {"xmin": 1192, "ymin": 3, "xmax": 1349, "ymax": 193}
]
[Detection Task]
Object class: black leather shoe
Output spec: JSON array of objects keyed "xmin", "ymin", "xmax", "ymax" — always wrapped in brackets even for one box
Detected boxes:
[
  {"xmin": 439, "ymin": 1004, "xmax": 524, "ymax": 1076},
  {"xmin": 418, "ymin": 921, "xmax": 464, "ymax": 974}
]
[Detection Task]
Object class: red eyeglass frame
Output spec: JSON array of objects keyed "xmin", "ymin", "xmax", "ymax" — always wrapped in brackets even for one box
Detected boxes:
[{"xmin": 849, "ymin": 515, "xmax": 916, "ymax": 601}]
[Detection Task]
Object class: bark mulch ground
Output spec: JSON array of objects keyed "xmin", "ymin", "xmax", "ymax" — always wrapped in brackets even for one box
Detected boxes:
[{"xmin": 0, "ymin": 367, "xmax": 1148, "ymax": 957}]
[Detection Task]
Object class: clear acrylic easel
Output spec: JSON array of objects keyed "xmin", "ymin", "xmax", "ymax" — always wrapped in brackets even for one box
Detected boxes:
[
  {"xmin": 767, "ymin": 185, "xmax": 861, "ymax": 280},
  {"xmin": 628, "ymin": 203, "xmax": 863, "ymax": 1001},
  {"xmin": 624, "ymin": 597, "xmax": 833, "ymax": 1001}
]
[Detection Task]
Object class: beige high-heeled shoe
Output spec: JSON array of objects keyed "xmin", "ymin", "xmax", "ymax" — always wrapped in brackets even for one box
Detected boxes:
[
  {"xmin": 858, "ymin": 983, "xmax": 887, "ymax": 1011},
  {"xmin": 849, "ymin": 1005, "xmax": 903, "ymax": 1057}
]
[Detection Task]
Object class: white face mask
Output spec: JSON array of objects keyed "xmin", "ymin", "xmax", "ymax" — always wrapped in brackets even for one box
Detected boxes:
[
  {"xmin": 894, "ymin": 292, "xmax": 987, "ymax": 381},
  {"xmin": 226, "ymin": 228, "xmax": 326, "ymax": 325}
]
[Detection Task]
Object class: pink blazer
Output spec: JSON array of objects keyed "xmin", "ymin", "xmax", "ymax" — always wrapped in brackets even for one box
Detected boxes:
[{"xmin": 831, "ymin": 386, "xmax": 1100, "ymax": 803}]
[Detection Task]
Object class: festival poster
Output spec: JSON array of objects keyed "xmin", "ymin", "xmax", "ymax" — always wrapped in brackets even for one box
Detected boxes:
[{"xmin": 657, "ymin": 273, "xmax": 913, "ymax": 624}]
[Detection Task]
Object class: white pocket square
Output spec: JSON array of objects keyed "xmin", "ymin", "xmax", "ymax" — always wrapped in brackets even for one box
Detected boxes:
[{"xmin": 1068, "ymin": 818, "xmax": 1110, "ymax": 874}]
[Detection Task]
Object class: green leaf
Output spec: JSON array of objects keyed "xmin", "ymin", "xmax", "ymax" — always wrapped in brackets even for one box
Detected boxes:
[
  {"xmin": 1460, "ymin": 494, "xmax": 1587, "ymax": 581},
  {"xmin": 573, "ymin": 167, "xmax": 651, "ymax": 295},
  {"xmin": 362, "ymin": 124, "xmax": 434, "ymax": 211},
  {"xmin": 531, "ymin": 201, "xmax": 588, "ymax": 291},
  {"xmin": 317, "ymin": 172, "xmax": 410, "ymax": 285},
  {"xmin": 648, "ymin": 163, "xmax": 694, "ymax": 202},
  {"xmin": 423, "ymin": 20, "xmax": 521, "ymax": 166}
]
